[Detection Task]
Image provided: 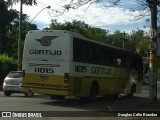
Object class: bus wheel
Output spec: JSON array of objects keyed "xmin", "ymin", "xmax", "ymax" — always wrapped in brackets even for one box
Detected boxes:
[
  {"xmin": 127, "ymin": 71, "xmax": 138, "ymax": 97},
  {"xmin": 50, "ymin": 95, "xmax": 65, "ymax": 100},
  {"xmin": 24, "ymin": 92, "xmax": 34, "ymax": 97},
  {"xmin": 127, "ymin": 84, "xmax": 136, "ymax": 97},
  {"xmin": 89, "ymin": 83, "xmax": 99, "ymax": 102}
]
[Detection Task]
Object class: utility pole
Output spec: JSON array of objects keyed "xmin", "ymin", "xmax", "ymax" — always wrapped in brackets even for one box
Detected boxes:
[
  {"xmin": 123, "ymin": 31, "xmax": 126, "ymax": 49},
  {"xmin": 18, "ymin": 0, "xmax": 23, "ymax": 70},
  {"xmin": 146, "ymin": 0, "xmax": 160, "ymax": 103}
]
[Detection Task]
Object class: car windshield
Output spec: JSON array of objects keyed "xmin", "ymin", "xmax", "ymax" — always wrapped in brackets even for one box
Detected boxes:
[{"xmin": 7, "ymin": 71, "xmax": 22, "ymax": 78}]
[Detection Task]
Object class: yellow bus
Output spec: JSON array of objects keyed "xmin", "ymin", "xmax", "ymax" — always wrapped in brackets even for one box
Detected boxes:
[{"xmin": 22, "ymin": 30, "xmax": 143, "ymax": 101}]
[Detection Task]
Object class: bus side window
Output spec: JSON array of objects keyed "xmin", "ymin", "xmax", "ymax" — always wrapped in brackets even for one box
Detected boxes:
[
  {"xmin": 104, "ymin": 49, "xmax": 113, "ymax": 66},
  {"xmin": 123, "ymin": 58, "xmax": 130, "ymax": 68},
  {"xmin": 81, "ymin": 43, "xmax": 88, "ymax": 62},
  {"xmin": 112, "ymin": 51, "xmax": 118, "ymax": 66},
  {"xmin": 73, "ymin": 38, "xmax": 81, "ymax": 62},
  {"xmin": 113, "ymin": 58, "xmax": 117, "ymax": 66},
  {"xmin": 88, "ymin": 44, "xmax": 94, "ymax": 63},
  {"xmin": 94, "ymin": 46, "xmax": 105, "ymax": 65},
  {"xmin": 80, "ymin": 40, "xmax": 95, "ymax": 63},
  {"xmin": 121, "ymin": 55, "xmax": 129, "ymax": 68}
]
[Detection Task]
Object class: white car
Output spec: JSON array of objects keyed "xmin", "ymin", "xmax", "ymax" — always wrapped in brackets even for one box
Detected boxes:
[{"xmin": 3, "ymin": 71, "xmax": 28, "ymax": 96}]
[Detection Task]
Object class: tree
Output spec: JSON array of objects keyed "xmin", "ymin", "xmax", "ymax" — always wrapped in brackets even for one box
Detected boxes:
[
  {"xmin": 58, "ymin": 0, "xmax": 159, "ymax": 30},
  {"xmin": 48, "ymin": 19, "xmax": 109, "ymax": 43},
  {"xmin": 0, "ymin": 0, "xmax": 19, "ymax": 54},
  {"xmin": 130, "ymin": 29, "xmax": 150, "ymax": 56},
  {"xmin": 48, "ymin": 19, "xmax": 150, "ymax": 54},
  {"xmin": 0, "ymin": 0, "xmax": 37, "ymax": 54},
  {"xmin": 6, "ymin": 14, "xmax": 38, "ymax": 58},
  {"xmin": 61, "ymin": 0, "xmax": 159, "ymax": 18},
  {"xmin": 0, "ymin": 0, "xmax": 38, "ymax": 58},
  {"xmin": 58, "ymin": 0, "xmax": 158, "ymax": 55},
  {"xmin": 107, "ymin": 29, "xmax": 150, "ymax": 55},
  {"xmin": 7, "ymin": 0, "xmax": 37, "ymax": 6}
]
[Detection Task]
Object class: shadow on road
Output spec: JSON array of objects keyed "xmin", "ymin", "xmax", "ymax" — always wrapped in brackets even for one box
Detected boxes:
[{"xmin": 40, "ymin": 95, "xmax": 160, "ymax": 112}]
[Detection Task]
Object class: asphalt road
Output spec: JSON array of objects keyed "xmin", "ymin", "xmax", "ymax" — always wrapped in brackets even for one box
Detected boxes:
[{"xmin": 0, "ymin": 85, "xmax": 160, "ymax": 120}]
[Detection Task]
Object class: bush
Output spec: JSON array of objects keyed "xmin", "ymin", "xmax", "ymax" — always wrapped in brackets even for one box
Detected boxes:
[{"xmin": 0, "ymin": 54, "xmax": 17, "ymax": 86}]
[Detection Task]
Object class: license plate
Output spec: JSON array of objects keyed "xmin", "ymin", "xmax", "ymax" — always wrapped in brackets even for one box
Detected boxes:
[{"xmin": 6, "ymin": 86, "xmax": 17, "ymax": 90}]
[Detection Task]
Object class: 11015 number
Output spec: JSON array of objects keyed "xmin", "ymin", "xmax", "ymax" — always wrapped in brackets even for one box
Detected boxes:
[{"xmin": 34, "ymin": 67, "xmax": 54, "ymax": 73}]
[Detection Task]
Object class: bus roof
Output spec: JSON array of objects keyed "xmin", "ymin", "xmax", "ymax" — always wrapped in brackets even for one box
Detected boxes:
[{"xmin": 27, "ymin": 30, "xmax": 139, "ymax": 56}]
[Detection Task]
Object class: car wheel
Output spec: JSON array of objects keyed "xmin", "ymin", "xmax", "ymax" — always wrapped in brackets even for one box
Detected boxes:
[{"xmin": 4, "ymin": 91, "xmax": 11, "ymax": 96}]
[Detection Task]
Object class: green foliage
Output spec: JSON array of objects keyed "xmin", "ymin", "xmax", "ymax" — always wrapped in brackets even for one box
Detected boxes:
[
  {"xmin": 0, "ymin": 0, "xmax": 38, "ymax": 58},
  {"xmin": 4, "ymin": 13, "xmax": 38, "ymax": 58},
  {"xmin": 47, "ymin": 19, "xmax": 150, "ymax": 56},
  {"xmin": 48, "ymin": 19, "xmax": 109, "ymax": 43},
  {"xmin": 0, "ymin": 54, "xmax": 17, "ymax": 73},
  {"xmin": 0, "ymin": 0, "xmax": 151, "ymax": 59},
  {"xmin": 130, "ymin": 29, "xmax": 150, "ymax": 56},
  {"xmin": 0, "ymin": 54, "xmax": 17, "ymax": 85},
  {"xmin": 7, "ymin": 0, "xmax": 37, "ymax": 6},
  {"xmin": 0, "ymin": 54, "xmax": 16, "ymax": 64},
  {"xmin": 0, "ymin": 0, "xmax": 19, "ymax": 55}
]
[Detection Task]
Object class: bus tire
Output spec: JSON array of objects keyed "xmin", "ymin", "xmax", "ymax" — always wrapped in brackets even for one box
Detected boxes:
[
  {"xmin": 24, "ymin": 92, "xmax": 34, "ymax": 97},
  {"xmin": 50, "ymin": 95, "xmax": 65, "ymax": 100},
  {"xmin": 89, "ymin": 82, "xmax": 99, "ymax": 102},
  {"xmin": 127, "ymin": 84, "xmax": 136, "ymax": 97},
  {"xmin": 127, "ymin": 70, "xmax": 138, "ymax": 97}
]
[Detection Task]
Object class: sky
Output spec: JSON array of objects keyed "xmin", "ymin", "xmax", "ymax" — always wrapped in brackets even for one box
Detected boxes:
[{"xmin": 11, "ymin": 0, "xmax": 151, "ymax": 33}]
